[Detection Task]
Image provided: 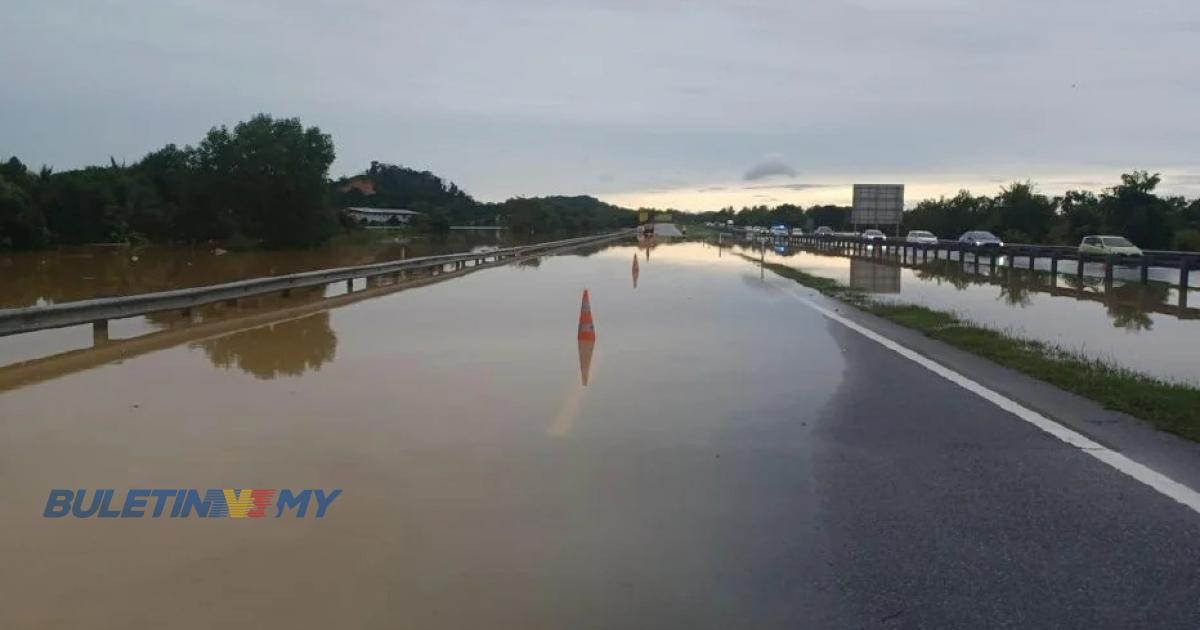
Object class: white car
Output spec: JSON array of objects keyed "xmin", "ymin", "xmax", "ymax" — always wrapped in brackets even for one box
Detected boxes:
[
  {"xmin": 862, "ymin": 229, "xmax": 887, "ymax": 242},
  {"xmin": 790, "ymin": 227, "xmax": 804, "ymax": 236},
  {"xmin": 770, "ymin": 225, "xmax": 789, "ymax": 237},
  {"xmin": 905, "ymin": 230, "xmax": 938, "ymax": 244}
]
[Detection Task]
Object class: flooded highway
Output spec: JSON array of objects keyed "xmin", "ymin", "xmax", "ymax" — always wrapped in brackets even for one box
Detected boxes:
[
  {"xmin": 4, "ymin": 237, "xmax": 1200, "ymax": 628},
  {"xmin": 736, "ymin": 240, "xmax": 1200, "ymax": 386}
]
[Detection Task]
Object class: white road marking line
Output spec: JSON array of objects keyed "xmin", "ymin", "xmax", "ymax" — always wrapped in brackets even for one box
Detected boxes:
[{"xmin": 783, "ymin": 286, "xmax": 1200, "ymax": 516}]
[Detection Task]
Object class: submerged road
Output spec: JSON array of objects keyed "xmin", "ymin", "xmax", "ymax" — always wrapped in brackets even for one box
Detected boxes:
[{"xmin": 2, "ymin": 239, "xmax": 1200, "ymax": 628}]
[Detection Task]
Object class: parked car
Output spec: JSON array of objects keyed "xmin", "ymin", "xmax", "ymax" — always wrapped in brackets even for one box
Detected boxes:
[
  {"xmin": 1079, "ymin": 235, "xmax": 1143, "ymax": 257},
  {"xmin": 958, "ymin": 230, "xmax": 1004, "ymax": 247},
  {"xmin": 790, "ymin": 227, "xmax": 804, "ymax": 236},
  {"xmin": 905, "ymin": 230, "xmax": 938, "ymax": 244},
  {"xmin": 770, "ymin": 225, "xmax": 789, "ymax": 237},
  {"xmin": 813, "ymin": 226, "xmax": 834, "ymax": 236},
  {"xmin": 862, "ymin": 229, "xmax": 887, "ymax": 242}
]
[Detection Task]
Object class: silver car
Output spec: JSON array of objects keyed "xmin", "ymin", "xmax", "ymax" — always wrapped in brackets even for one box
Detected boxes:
[
  {"xmin": 862, "ymin": 229, "xmax": 887, "ymax": 242},
  {"xmin": 958, "ymin": 230, "xmax": 1004, "ymax": 247},
  {"xmin": 906, "ymin": 230, "xmax": 938, "ymax": 244}
]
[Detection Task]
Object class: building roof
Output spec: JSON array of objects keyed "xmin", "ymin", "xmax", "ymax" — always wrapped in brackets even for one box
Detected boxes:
[{"xmin": 345, "ymin": 207, "xmax": 422, "ymax": 216}]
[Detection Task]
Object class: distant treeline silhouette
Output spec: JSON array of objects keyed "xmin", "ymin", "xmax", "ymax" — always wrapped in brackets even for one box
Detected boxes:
[
  {"xmin": 0, "ymin": 114, "xmax": 637, "ymax": 249},
  {"xmin": 332, "ymin": 161, "xmax": 636, "ymax": 234},
  {"xmin": 688, "ymin": 174, "xmax": 1200, "ymax": 251}
]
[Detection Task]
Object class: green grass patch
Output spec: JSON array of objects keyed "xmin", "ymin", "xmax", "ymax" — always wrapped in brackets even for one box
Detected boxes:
[
  {"xmin": 679, "ymin": 224, "xmax": 718, "ymax": 237},
  {"xmin": 744, "ymin": 255, "xmax": 1200, "ymax": 442}
]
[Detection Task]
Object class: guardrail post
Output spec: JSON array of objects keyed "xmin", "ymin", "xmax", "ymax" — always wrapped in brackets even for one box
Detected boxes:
[
  {"xmin": 1104, "ymin": 256, "xmax": 1114, "ymax": 284},
  {"xmin": 1007, "ymin": 250, "xmax": 1015, "ymax": 268},
  {"xmin": 1140, "ymin": 258, "xmax": 1150, "ymax": 284},
  {"xmin": 1181, "ymin": 258, "xmax": 1192, "ymax": 296},
  {"xmin": 1028, "ymin": 251, "xmax": 1036, "ymax": 271},
  {"xmin": 92, "ymin": 320, "xmax": 109, "ymax": 346},
  {"xmin": 346, "ymin": 279, "xmax": 354, "ymax": 293},
  {"xmin": 1077, "ymin": 255, "xmax": 1085, "ymax": 278},
  {"xmin": 1050, "ymin": 254, "xmax": 1059, "ymax": 276}
]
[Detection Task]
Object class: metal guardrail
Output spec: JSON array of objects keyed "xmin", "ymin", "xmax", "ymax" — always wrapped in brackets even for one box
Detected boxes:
[
  {"xmin": 0, "ymin": 231, "xmax": 631, "ymax": 338},
  {"xmin": 739, "ymin": 231, "xmax": 1198, "ymax": 290}
]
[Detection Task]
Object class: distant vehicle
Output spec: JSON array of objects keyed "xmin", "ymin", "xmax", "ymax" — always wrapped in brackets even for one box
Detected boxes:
[
  {"xmin": 906, "ymin": 230, "xmax": 938, "ymax": 244},
  {"xmin": 814, "ymin": 226, "xmax": 834, "ymax": 236},
  {"xmin": 1079, "ymin": 235, "xmax": 1143, "ymax": 256},
  {"xmin": 790, "ymin": 227, "xmax": 804, "ymax": 236},
  {"xmin": 862, "ymin": 229, "xmax": 887, "ymax": 242},
  {"xmin": 770, "ymin": 225, "xmax": 789, "ymax": 237},
  {"xmin": 958, "ymin": 231, "xmax": 1004, "ymax": 247}
]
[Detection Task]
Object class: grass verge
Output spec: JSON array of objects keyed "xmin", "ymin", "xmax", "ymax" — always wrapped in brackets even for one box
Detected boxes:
[{"xmin": 745, "ymin": 255, "xmax": 1200, "ymax": 442}]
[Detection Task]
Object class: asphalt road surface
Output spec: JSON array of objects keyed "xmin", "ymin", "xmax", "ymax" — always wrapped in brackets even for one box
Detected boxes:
[
  {"xmin": 2, "ymin": 239, "xmax": 1199, "ymax": 629},
  {"xmin": 653, "ymin": 222, "xmax": 684, "ymax": 237}
]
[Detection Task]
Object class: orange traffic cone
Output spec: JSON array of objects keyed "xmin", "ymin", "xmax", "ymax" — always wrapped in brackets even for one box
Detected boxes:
[{"xmin": 577, "ymin": 289, "xmax": 596, "ymax": 341}]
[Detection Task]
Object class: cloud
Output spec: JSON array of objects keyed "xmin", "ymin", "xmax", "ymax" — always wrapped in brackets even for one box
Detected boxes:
[
  {"xmin": 698, "ymin": 186, "xmax": 726, "ymax": 192},
  {"xmin": 743, "ymin": 183, "xmax": 835, "ymax": 191},
  {"xmin": 743, "ymin": 156, "xmax": 797, "ymax": 181}
]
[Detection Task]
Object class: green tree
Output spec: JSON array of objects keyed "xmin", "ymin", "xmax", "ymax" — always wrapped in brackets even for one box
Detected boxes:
[
  {"xmin": 989, "ymin": 181, "xmax": 1056, "ymax": 243},
  {"xmin": 0, "ymin": 175, "xmax": 48, "ymax": 248},
  {"xmin": 1051, "ymin": 190, "xmax": 1103, "ymax": 244},
  {"xmin": 192, "ymin": 114, "xmax": 336, "ymax": 247},
  {"xmin": 1100, "ymin": 171, "xmax": 1173, "ymax": 249}
]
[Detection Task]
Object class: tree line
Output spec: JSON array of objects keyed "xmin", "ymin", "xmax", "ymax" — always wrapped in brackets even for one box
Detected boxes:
[
  {"xmin": 686, "ymin": 173, "xmax": 1200, "ymax": 251},
  {"xmin": 331, "ymin": 161, "xmax": 636, "ymax": 234},
  {"xmin": 685, "ymin": 203, "xmax": 855, "ymax": 233},
  {"xmin": 1, "ymin": 114, "xmax": 338, "ymax": 249},
  {"xmin": 1, "ymin": 115, "xmax": 637, "ymax": 250}
]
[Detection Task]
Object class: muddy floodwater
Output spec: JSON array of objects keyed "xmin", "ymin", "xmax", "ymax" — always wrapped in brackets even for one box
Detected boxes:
[
  {"xmin": 0, "ymin": 238, "xmax": 849, "ymax": 629},
  {"xmin": 0, "ymin": 231, "xmax": 555, "ymax": 309},
  {"xmin": 731, "ymin": 238, "xmax": 1200, "ymax": 386}
]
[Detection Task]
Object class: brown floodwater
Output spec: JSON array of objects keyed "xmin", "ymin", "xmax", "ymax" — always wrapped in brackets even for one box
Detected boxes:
[
  {"xmin": 0, "ymin": 238, "xmax": 853, "ymax": 629},
  {"xmin": 730, "ymin": 237, "xmax": 1200, "ymax": 386},
  {"xmin": 0, "ymin": 230, "xmax": 551, "ymax": 309}
]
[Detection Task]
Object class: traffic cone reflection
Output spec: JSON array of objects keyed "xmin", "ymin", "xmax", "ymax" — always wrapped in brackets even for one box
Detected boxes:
[
  {"xmin": 578, "ymin": 338, "xmax": 594, "ymax": 386},
  {"xmin": 577, "ymin": 289, "xmax": 595, "ymax": 386},
  {"xmin": 632, "ymin": 253, "xmax": 640, "ymax": 289}
]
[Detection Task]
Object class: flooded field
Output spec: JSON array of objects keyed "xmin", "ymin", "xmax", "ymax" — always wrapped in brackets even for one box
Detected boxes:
[
  {"xmin": 0, "ymin": 230, "xmax": 557, "ymax": 309},
  {"xmin": 732, "ymin": 239, "xmax": 1200, "ymax": 386}
]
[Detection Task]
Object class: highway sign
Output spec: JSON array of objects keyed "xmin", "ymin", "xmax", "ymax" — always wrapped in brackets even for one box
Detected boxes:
[{"xmin": 852, "ymin": 184, "xmax": 904, "ymax": 227}]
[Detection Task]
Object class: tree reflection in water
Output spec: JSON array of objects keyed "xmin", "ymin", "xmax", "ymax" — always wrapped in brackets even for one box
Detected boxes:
[
  {"xmin": 1102, "ymin": 283, "xmax": 1169, "ymax": 331},
  {"xmin": 996, "ymin": 268, "xmax": 1046, "ymax": 308},
  {"xmin": 913, "ymin": 259, "xmax": 976, "ymax": 290},
  {"xmin": 197, "ymin": 312, "xmax": 337, "ymax": 379}
]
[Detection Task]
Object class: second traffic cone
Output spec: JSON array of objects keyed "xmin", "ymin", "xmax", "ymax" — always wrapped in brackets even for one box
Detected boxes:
[{"xmin": 577, "ymin": 289, "xmax": 596, "ymax": 341}]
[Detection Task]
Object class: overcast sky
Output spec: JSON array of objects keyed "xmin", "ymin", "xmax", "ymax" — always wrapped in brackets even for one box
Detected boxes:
[{"xmin": 3, "ymin": 0, "xmax": 1199, "ymax": 210}]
